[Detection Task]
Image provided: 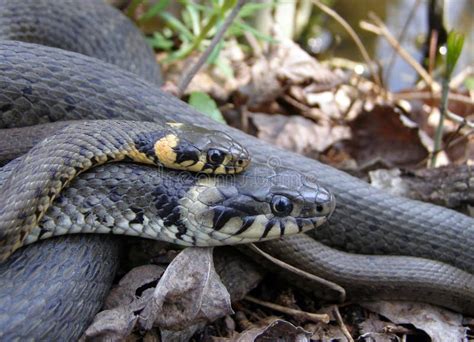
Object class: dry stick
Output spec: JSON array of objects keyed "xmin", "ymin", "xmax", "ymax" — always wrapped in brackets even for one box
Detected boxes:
[
  {"xmin": 360, "ymin": 14, "xmax": 439, "ymax": 93},
  {"xmin": 332, "ymin": 305, "xmax": 354, "ymax": 342},
  {"xmin": 428, "ymin": 29, "xmax": 438, "ymax": 77},
  {"xmin": 392, "ymin": 91, "xmax": 474, "ymax": 106},
  {"xmin": 446, "ymin": 111, "xmax": 474, "ymax": 129},
  {"xmin": 244, "ymin": 296, "xmax": 330, "ymax": 324},
  {"xmin": 311, "ymin": 0, "xmax": 382, "ymax": 89},
  {"xmin": 384, "ymin": 0, "xmax": 422, "ymax": 83},
  {"xmin": 177, "ymin": 0, "xmax": 247, "ymax": 96},
  {"xmin": 392, "ymin": 92, "xmax": 474, "ymax": 129},
  {"xmin": 248, "ymin": 243, "xmax": 346, "ymax": 302}
]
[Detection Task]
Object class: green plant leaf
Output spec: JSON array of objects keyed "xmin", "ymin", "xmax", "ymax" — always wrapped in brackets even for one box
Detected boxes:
[
  {"xmin": 147, "ymin": 32, "xmax": 174, "ymax": 50},
  {"xmin": 221, "ymin": 0, "xmax": 238, "ymax": 13},
  {"xmin": 184, "ymin": 2, "xmax": 201, "ymax": 35},
  {"xmin": 188, "ymin": 92, "xmax": 226, "ymax": 123},
  {"xmin": 233, "ymin": 21, "xmax": 277, "ymax": 42},
  {"xmin": 445, "ymin": 30, "xmax": 465, "ymax": 77},
  {"xmin": 159, "ymin": 11, "xmax": 194, "ymax": 41},
  {"xmin": 139, "ymin": 0, "xmax": 171, "ymax": 22},
  {"xmin": 239, "ymin": 1, "xmax": 274, "ymax": 18}
]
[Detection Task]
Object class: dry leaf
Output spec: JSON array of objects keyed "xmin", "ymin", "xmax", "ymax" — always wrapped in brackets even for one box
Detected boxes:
[
  {"xmin": 82, "ymin": 302, "xmax": 144, "ymax": 342},
  {"xmin": 269, "ymin": 35, "xmax": 341, "ymax": 86},
  {"xmin": 304, "ymin": 322, "xmax": 349, "ymax": 341},
  {"xmin": 358, "ymin": 312, "xmax": 401, "ymax": 341},
  {"xmin": 105, "ymin": 265, "xmax": 165, "ymax": 309},
  {"xmin": 345, "ymin": 104, "xmax": 429, "ymax": 169},
  {"xmin": 139, "ymin": 247, "xmax": 233, "ymax": 331},
  {"xmin": 234, "ymin": 319, "xmax": 312, "ymax": 342},
  {"xmin": 82, "ymin": 265, "xmax": 165, "ymax": 341},
  {"xmin": 361, "ymin": 302, "xmax": 467, "ymax": 342},
  {"xmin": 250, "ymin": 112, "xmax": 350, "ymax": 155}
]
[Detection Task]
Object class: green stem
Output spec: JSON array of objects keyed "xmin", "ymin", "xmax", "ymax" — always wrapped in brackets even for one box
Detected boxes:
[
  {"xmin": 430, "ymin": 77, "xmax": 449, "ymax": 167},
  {"xmin": 175, "ymin": 0, "xmax": 234, "ymax": 61}
]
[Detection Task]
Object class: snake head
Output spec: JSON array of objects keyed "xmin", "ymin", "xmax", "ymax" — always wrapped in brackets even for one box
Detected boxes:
[
  {"xmin": 178, "ymin": 163, "xmax": 336, "ymax": 245},
  {"xmin": 149, "ymin": 123, "xmax": 250, "ymax": 174}
]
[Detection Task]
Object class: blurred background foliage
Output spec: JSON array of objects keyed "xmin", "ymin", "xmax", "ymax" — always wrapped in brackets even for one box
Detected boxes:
[{"xmin": 124, "ymin": 0, "xmax": 472, "ymax": 92}]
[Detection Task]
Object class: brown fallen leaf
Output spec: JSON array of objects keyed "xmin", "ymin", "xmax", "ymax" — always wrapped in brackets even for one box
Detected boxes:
[
  {"xmin": 304, "ymin": 322, "xmax": 350, "ymax": 342},
  {"xmin": 357, "ymin": 312, "xmax": 402, "ymax": 342},
  {"xmin": 250, "ymin": 112, "xmax": 350, "ymax": 156},
  {"xmin": 104, "ymin": 264, "xmax": 165, "ymax": 309},
  {"xmin": 344, "ymin": 104, "xmax": 429, "ymax": 169},
  {"xmin": 81, "ymin": 265, "xmax": 165, "ymax": 341},
  {"xmin": 81, "ymin": 301, "xmax": 145, "ymax": 342},
  {"xmin": 236, "ymin": 32, "xmax": 342, "ymax": 111},
  {"xmin": 361, "ymin": 302, "xmax": 467, "ymax": 342},
  {"xmin": 139, "ymin": 247, "xmax": 233, "ymax": 331},
  {"xmin": 269, "ymin": 33, "xmax": 342, "ymax": 86},
  {"xmin": 232, "ymin": 319, "xmax": 312, "ymax": 342}
]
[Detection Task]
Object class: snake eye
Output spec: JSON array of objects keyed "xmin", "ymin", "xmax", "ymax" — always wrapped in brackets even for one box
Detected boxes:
[
  {"xmin": 271, "ymin": 195, "xmax": 293, "ymax": 217},
  {"xmin": 207, "ymin": 149, "xmax": 225, "ymax": 165}
]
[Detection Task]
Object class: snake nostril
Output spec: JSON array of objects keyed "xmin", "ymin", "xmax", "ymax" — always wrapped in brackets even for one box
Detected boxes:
[{"xmin": 316, "ymin": 204, "xmax": 324, "ymax": 213}]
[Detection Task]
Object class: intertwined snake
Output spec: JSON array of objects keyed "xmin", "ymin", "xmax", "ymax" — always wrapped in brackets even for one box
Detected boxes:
[
  {"xmin": 0, "ymin": 120, "xmax": 252, "ymax": 260},
  {"xmin": 0, "ymin": 0, "xmax": 473, "ymax": 339}
]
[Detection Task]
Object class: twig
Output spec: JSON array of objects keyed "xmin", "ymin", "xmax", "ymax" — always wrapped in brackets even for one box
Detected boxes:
[
  {"xmin": 393, "ymin": 94, "xmax": 474, "ymax": 129},
  {"xmin": 177, "ymin": 0, "xmax": 247, "ymax": 96},
  {"xmin": 333, "ymin": 305, "xmax": 354, "ymax": 342},
  {"xmin": 360, "ymin": 14, "xmax": 440, "ymax": 92},
  {"xmin": 311, "ymin": 0, "xmax": 382, "ymax": 89},
  {"xmin": 446, "ymin": 111, "xmax": 474, "ymax": 129},
  {"xmin": 248, "ymin": 243, "xmax": 346, "ymax": 302},
  {"xmin": 244, "ymin": 296, "xmax": 330, "ymax": 324},
  {"xmin": 384, "ymin": 0, "xmax": 421, "ymax": 83},
  {"xmin": 391, "ymin": 91, "xmax": 474, "ymax": 106},
  {"xmin": 428, "ymin": 29, "xmax": 438, "ymax": 76}
]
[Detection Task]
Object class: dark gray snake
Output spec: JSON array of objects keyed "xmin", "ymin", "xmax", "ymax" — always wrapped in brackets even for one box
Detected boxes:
[
  {"xmin": 0, "ymin": 119, "xmax": 252, "ymax": 261},
  {"xmin": 0, "ymin": 0, "xmax": 473, "ymax": 340}
]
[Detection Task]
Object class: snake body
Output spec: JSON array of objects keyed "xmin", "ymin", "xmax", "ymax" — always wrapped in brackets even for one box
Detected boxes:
[
  {"xmin": 0, "ymin": 120, "xmax": 250, "ymax": 260},
  {"xmin": 0, "ymin": 0, "xmax": 473, "ymax": 339}
]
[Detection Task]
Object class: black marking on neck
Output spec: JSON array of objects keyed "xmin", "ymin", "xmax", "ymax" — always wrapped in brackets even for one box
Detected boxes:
[
  {"xmin": 173, "ymin": 141, "xmax": 199, "ymax": 164},
  {"xmin": 134, "ymin": 131, "xmax": 168, "ymax": 157},
  {"xmin": 151, "ymin": 173, "xmax": 196, "ymax": 240}
]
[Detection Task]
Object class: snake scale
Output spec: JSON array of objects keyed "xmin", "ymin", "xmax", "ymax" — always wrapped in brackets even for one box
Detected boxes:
[{"xmin": 0, "ymin": 0, "xmax": 473, "ymax": 339}]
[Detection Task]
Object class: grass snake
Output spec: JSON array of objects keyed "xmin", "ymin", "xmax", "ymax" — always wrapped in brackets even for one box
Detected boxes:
[
  {"xmin": 0, "ymin": 119, "xmax": 251, "ymax": 261},
  {"xmin": 0, "ymin": 0, "xmax": 473, "ymax": 339}
]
